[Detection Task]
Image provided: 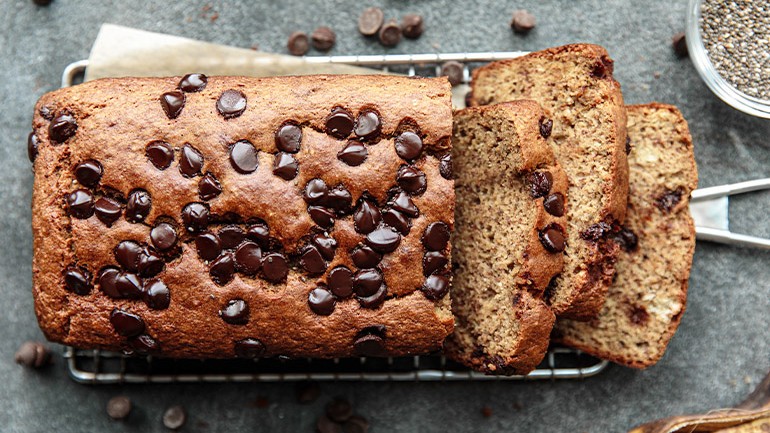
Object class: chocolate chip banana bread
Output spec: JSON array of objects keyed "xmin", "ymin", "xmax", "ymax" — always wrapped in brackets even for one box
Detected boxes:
[
  {"xmin": 30, "ymin": 74, "xmax": 455, "ymax": 358},
  {"xmin": 555, "ymin": 103, "xmax": 698, "ymax": 368},
  {"xmin": 445, "ymin": 101, "xmax": 568, "ymax": 375},
  {"xmin": 470, "ymin": 44, "xmax": 629, "ymax": 320}
]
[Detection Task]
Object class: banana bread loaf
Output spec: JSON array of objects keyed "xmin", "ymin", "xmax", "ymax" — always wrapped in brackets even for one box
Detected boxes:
[{"xmin": 30, "ymin": 74, "xmax": 455, "ymax": 358}]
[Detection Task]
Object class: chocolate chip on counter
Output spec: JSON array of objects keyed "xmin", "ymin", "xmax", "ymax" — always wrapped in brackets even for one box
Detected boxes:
[
  {"xmin": 337, "ymin": 140, "xmax": 368, "ymax": 166},
  {"xmin": 234, "ymin": 338, "xmax": 265, "ymax": 358},
  {"xmin": 439, "ymin": 153, "xmax": 453, "ymax": 179},
  {"xmin": 328, "ymin": 266, "xmax": 354, "ymax": 298},
  {"xmin": 273, "ymin": 152, "xmax": 299, "ymax": 180},
  {"xmin": 382, "ymin": 209, "xmax": 409, "ymax": 235},
  {"xmin": 543, "ymin": 193, "xmax": 565, "ymax": 217},
  {"xmin": 137, "ymin": 249, "xmax": 164, "ymax": 277},
  {"xmin": 220, "ymin": 298, "xmax": 249, "ymax": 324},
  {"xmin": 342, "ymin": 415, "xmax": 370, "ymax": 433},
  {"xmin": 351, "ymin": 244, "xmax": 382, "ymax": 269},
  {"xmin": 390, "ymin": 190, "xmax": 419, "ymax": 218},
  {"xmin": 539, "ymin": 224, "xmax": 566, "ymax": 253},
  {"xmin": 98, "ymin": 267, "xmax": 122, "ymax": 298},
  {"xmin": 229, "ymin": 140, "xmax": 259, "ymax": 174},
  {"xmin": 396, "ymin": 165, "xmax": 427, "ymax": 195},
  {"xmin": 309, "ymin": 206, "xmax": 336, "ymax": 229},
  {"xmin": 106, "ymin": 396, "xmax": 132, "ymax": 420},
  {"xmin": 210, "ymin": 253, "xmax": 236, "ymax": 285},
  {"xmin": 423, "ymin": 222, "xmax": 450, "ymax": 251},
  {"xmin": 181, "ymin": 202, "xmax": 209, "ymax": 232},
  {"xmin": 353, "ymin": 327, "xmax": 387, "ymax": 356},
  {"xmin": 196, "ymin": 232, "xmax": 222, "ymax": 261},
  {"xmin": 672, "ymin": 32, "xmax": 688, "ymax": 58},
  {"xmin": 295, "ymin": 381, "xmax": 321, "ymax": 404},
  {"xmin": 287, "ymin": 31, "xmax": 309, "ymax": 56},
  {"xmin": 125, "ymin": 189, "xmax": 152, "ymax": 223},
  {"xmin": 304, "ymin": 178, "xmax": 330, "ymax": 204},
  {"xmin": 401, "ymin": 14, "xmax": 424, "ymax": 39},
  {"xmin": 422, "ymin": 274, "xmax": 450, "ymax": 300},
  {"xmin": 353, "ymin": 269, "xmax": 383, "ymax": 297},
  {"xmin": 234, "ymin": 241, "xmax": 262, "ymax": 275},
  {"xmin": 179, "ymin": 143, "xmax": 204, "ymax": 177},
  {"xmin": 440, "ymin": 61, "xmax": 464, "ymax": 86},
  {"xmin": 394, "ymin": 131, "xmax": 423, "ymax": 160},
  {"xmin": 178, "ymin": 73, "xmax": 207, "ymax": 92},
  {"xmin": 94, "ymin": 197, "xmax": 122, "ymax": 226},
  {"xmin": 378, "ymin": 19, "xmax": 401, "ymax": 47},
  {"xmin": 160, "ymin": 91, "xmax": 185, "ymax": 119},
  {"xmin": 317, "ymin": 415, "xmax": 343, "ymax": 433},
  {"xmin": 116, "ymin": 273, "xmax": 143, "ymax": 299},
  {"xmin": 356, "ymin": 284, "xmax": 387, "ymax": 308},
  {"xmin": 358, "ymin": 7, "xmax": 384, "ymax": 36},
  {"xmin": 150, "ymin": 222, "xmax": 177, "ymax": 251},
  {"xmin": 301, "ymin": 245, "xmax": 327, "ymax": 274},
  {"xmin": 324, "ymin": 186, "xmax": 353, "ymax": 212},
  {"xmin": 216, "ymin": 89, "xmax": 247, "ymax": 119},
  {"xmin": 63, "ymin": 265, "xmax": 92, "ymax": 295},
  {"xmin": 73, "ymin": 159, "xmax": 103, "ymax": 187},
  {"xmin": 354, "ymin": 110, "xmax": 382, "ymax": 140},
  {"xmin": 365, "ymin": 226, "xmax": 401, "ymax": 253},
  {"xmin": 115, "ymin": 240, "xmax": 142, "ymax": 271},
  {"xmin": 511, "ymin": 9, "xmax": 536, "ymax": 34},
  {"xmin": 198, "ymin": 172, "xmax": 222, "ymax": 200},
  {"xmin": 312, "ymin": 233, "xmax": 337, "ymax": 260},
  {"xmin": 144, "ymin": 140, "xmax": 175, "ymax": 170},
  {"xmin": 143, "ymin": 278, "xmax": 170, "ymax": 310},
  {"xmin": 614, "ymin": 227, "xmax": 639, "ymax": 253},
  {"xmin": 326, "ymin": 108, "xmax": 355, "ymax": 139},
  {"xmin": 326, "ymin": 399, "xmax": 354, "ymax": 423},
  {"xmin": 246, "ymin": 223, "xmax": 270, "ymax": 248},
  {"xmin": 311, "ymin": 26, "xmax": 336, "ymax": 51},
  {"xmin": 423, "ymin": 251, "xmax": 449, "ymax": 276},
  {"xmin": 308, "ymin": 287, "xmax": 336, "ymax": 316},
  {"xmin": 27, "ymin": 132, "xmax": 39, "ymax": 163},
  {"xmin": 14, "ymin": 341, "xmax": 51, "ymax": 368},
  {"xmin": 66, "ymin": 189, "xmax": 95, "ymax": 219},
  {"xmin": 275, "ymin": 123, "xmax": 302, "ymax": 153},
  {"xmin": 261, "ymin": 252, "xmax": 289, "ymax": 283},
  {"xmin": 128, "ymin": 334, "xmax": 160, "ymax": 355},
  {"xmin": 539, "ymin": 117, "xmax": 553, "ymax": 139},
  {"xmin": 109, "ymin": 309, "xmax": 145, "ymax": 337},
  {"xmin": 527, "ymin": 171, "xmax": 553, "ymax": 198},
  {"xmin": 49, "ymin": 112, "xmax": 77, "ymax": 144},
  {"xmin": 162, "ymin": 405, "xmax": 187, "ymax": 431},
  {"xmin": 31, "ymin": 0, "xmax": 53, "ymax": 6},
  {"xmin": 353, "ymin": 200, "xmax": 381, "ymax": 234}
]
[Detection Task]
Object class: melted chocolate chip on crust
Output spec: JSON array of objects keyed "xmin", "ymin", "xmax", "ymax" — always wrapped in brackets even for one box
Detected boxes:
[
  {"xmin": 303, "ymin": 179, "xmax": 329, "ymax": 205},
  {"xmin": 217, "ymin": 89, "xmax": 247, "ymax": 119},
  {"xmin": 308, "ymin": 287, "xmax": 336, "ymax": 316},
  {"xmin": 210, "ymin": 253, "xmax": 236, "ymax": 285},
  {"xmin": 150, "ymin": 222, "xmax": 177, "ymax": 251},
  {"xmin": 382, "ymin": 209, "xmax": 410, "ymax": 235},
  {"xmin": 325, "ymin": 108, "xmax": 355, "ymax": 139},
  {"xmin": 246, "ymin": 223, "xmax": 270, "ymax": 249},
  {"xmin": 129, "ymin": 334, "xmax": 160, "ymax": 355},
  {"xmin": 98, "ymin": 267, "xmax": 121, "ymax": 298},
  {"xmin": 539, "ymin": 223, "xmax": 566, "ymax": 253},
  {"xmin": 390, "ymin": 190, "xmax": 419, "ymax": 217},
  {"xmin": 539, "ymin": 117, "xmax": 553, "ymax": 138},
  {"xmin": 356, "ymin": 284, "xmax": 387, "ymax": 309},
  {"xmin": 311, "ymin": 233, "xmax": 337, "ymax": 260},
  {"xmin": 179, "ymin": 144, "xmax": 204, "ymax": 177},
  {"xmin": 275, "ymin": 123, "xmax": 302, "ymax": 153},
  {"xmin": 115, "ymin": 273, "xmax": 143, "ymax": 299},
  {"xmin": 196, "ymin": 232, "xmax": 222, "ymax": 261},
  {"xmin": 337, "ymin": 140, "xmax": 368, "ymax": 166},
  {"xmin": 220, "ymin": 299, "xmax": 249, "ymax": 325},
  {"xmin": 234, "ymin": 241, "xmax": 262, "ymax": 275},
  {"xmin": 354, "ymin": 110, "xmax": 382, "ymax": 140},
  {"xmin": 137, "ymin": 249, "xmax": 164, "ymax": 278},
  {"xmin": 63, "ymin": 265, "xmax": 92, "ymax": 295},
  {"xmin": 396, "ymin": 165, "xmax": 427, "ymax": 195},
  {"xmin": 365, "ymin": 227, "xmax": 401, "ymax": 253},
  {"xmin": 353, "ymin": 269, "xmax": 383, "ymax": 297},
  {"xmin": 234, "ymin": 338, "xmax": 265, "ymax": 358},
  {"xmin": 146, "ymin": 141, "xmax": 174, "ymax": 170},
  {"xmin": 229, "ymin": 140, "xmax": 259, "ymax": 174},
  {"xmin": 308, "ymin": 206, "xmax": 336, "ymax": 229},
  {"xmin": 262, "ymin": 253, "xmax": 289, "ymax": 283},
  {"xmin": 351, "ymin": 244, "xmax": 382, "ymax": 269},
  {"xmin": 178, "ymin": 73, "xmax": 208, "ymax": 92},
  {"xmin": 439, "ymin": 154, "xmax": 453, "ymax": 179},
  {"xmin": 353, "ymin": 200, "xmax": 381, "ymax": 234},
  {"xmin": 423, "ymin": 251, "xmax": 448, "ymax": 276},
  {"xmin": 49, "ymin": 112, "xmax": 78, "ymax": 143},
  {"xmin": 110, "ymin": 309, "xmax": 145, "ymax": 337},
  {"xmin": 181, "ymin": 202, "xmax": 210, "ymax": 232},
  {"xmin": 94, "ymin": 197, "xmax": 122, "ymax": 226},
  {"xmin": 273, "ymin": 152, "xmax": 299, "ymax": 180},
  {"xmin": 527, "ymin": 171, "xmax": 553, "ymax": 198},
  {"xmin": 198, "ymin": 172, "xmax": 222, "ymax": 201},
  {"xmin": 66, "ymin": 189, "xmax": 95, "ymax": 219},
  {"xmin": 543, "ymin": 193, "xmax": 565, "ymax": 217},
  {"xmin": 422, "ymin": 222, "xmax": 450, "ymax": 251},
  {"xmin": 394, "ymin": 131, "xmax": 423, "ymax": 160},
  {"xmin": 328, "ymin": 266, "xmax": 353, "ymax": 298},
  {"xmin": 27, "ymin": 132, "xmax": 39, "ymax": 163},
  {"xmin": 422, "ymin": 275, "xmax": 450, "ymax": 300},
  {"xmin": 301, "ymin": 245, "xmax": 327, "ymax": 275},
  {"xmin": 73, "ymin": 160, "xmax": 103, "ymax": 187},
  {"xmin": 125, "ymin": 190, "xmax": 152, "ymax": 223},
  {"xmin": 143, "ymin": 278, "xmax": 171, "ymax": 310},
  {"xmin": 353, "ymin": 326, "xmax": 387, "ymax": 356},
  {"xmin": 160, "ymin": 91, "xmax": 186, "ymax": 119},
  {"xmin": 115, "ymin": 240, "xmax": 143, "ymax": 272}
]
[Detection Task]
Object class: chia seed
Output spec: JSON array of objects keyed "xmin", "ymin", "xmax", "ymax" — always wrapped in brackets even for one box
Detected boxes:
[{"xmin": 700, "ymin": 0, "xmax": 770, "ymax": 100}]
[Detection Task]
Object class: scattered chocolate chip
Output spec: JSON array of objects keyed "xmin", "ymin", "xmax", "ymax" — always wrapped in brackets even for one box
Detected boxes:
[
  {"xmin": 394, "ymin": 131, "xmax": 423, "ymax": 160},
  {"xmin": 217, "ymin": 89, "xmax": 247, "ymax": 119},
  {"xmin": 539, "ymin": 117, "xmax": 553, "ymax": 139},
  {"xmin": 312, "ymin": 233, "xmax": 337, "ymax": 260},
  {"xmin": 150, "ymin": 222, "xmax": 177, "ymax": 251},
  {"xmin": 423, "ymin": 251, "xmax": 448, "ymax": 276},
  {"xmin": 234, "ymin": 338, "xmax": 265, "ymax": 358},
  {"xmin": 672, "ymin": 32, "xmax": 688, "ymax": 58},
  {"xmin": 162, "ymin": 405, "xmax": 187, "ymax": 430},
  {"xmin": 440, "ymin": 61, "xmax": 464, "ymax": 86},
  {"xmin": 179, "ymin": 144, "xmax": 204, "ymax": 177},
  {"xmin": 145, "ymin": 140, "xmax": 174, "ymax": 170},
  {"xmin": 273, "ymin": 152, "xmax": 299, "ymax": 180},
  {"xmin": 351, "ymin": 244, "xmax": 382, "ymax": 269},
  {"xmin": 198, "ymin": 172, "xmax": 222, "ymax": 200},
  {"xmin": 581, "ymin": 221, "xmax": 613, "ymax": 241},
  {"xmin": 195, "ymin": 232, "xmax": 222, "ymax": 261},
  {"xmin": 295, "ymin": 381, "xmax": 321, "ymax": 404},
  {"xmin": 234, "ymin": 241, "xmax": 262, "ymax": 275},
  {"xmin": 143, "ymin": 278, "xmax": 170, "ymax": 310},
  {"xmin": 49, "ymin": 112, "xmax": 78, "ymax": 143},
  {"xmin": 66, "ymin": 189, "xmax": 94, "ymax": 219},
  {"xmin": 615, "ymin": 227, "xmax": 639, "ymax": 252},
  {"xmin": 287, "ymin": 31, "xmax": 310, "ymax": 56},
  {"xmin": 353, "ymin": 327, "xmax": 387, "ymax": 356},
  {"xmin": 382, "ymin": 209, "xmax": 409, "ymax": 235},
  {"xmin": 115, "ymin": 273, "xmax": 143, "ymax": 299},
  {"xmin": 511, "ymin": 9, "xmax": 536, "ymax": 34},
  {"xmin": 301, "ymin": 245, "xmax": 327, "ymax": 274},
  {"xmin": 356, "ymin": 284, "xmax": 387, "ymax": 308},
  {"xmin": 73, "ymin": 159, "xmax": 103, "ymax": 187},
  {"xmin": 27, "ymin": 132, "xmax": 39, "ymax": 163},
  {"xmin": 128, "ymin": 334, "xmax": 160, "ymax": 355},
  {"xmin": 94, "ymin": 197, "xmax": 122, "ymax": 226},
  {"xmin": 137, "ymin": 249, "xmax": 164, "ymax": 277},
  {"xmin": 390, "ymin": 190, "xmax": 419, "ymax": 217},
  {"xmin": 539, "ymin": 224, "xmax": 566, "ymax": 253},
  {"xmin": 63, "ymin": 265, "xmax": 92, "ymax": 295},
  {"xmin": 262, "ymin": 253, "xmax": 289, "ymax": 283},
  {"xmin": 160, "ymin": 91, "xmax": 185, "ymax": 119},
  {"xmin": 337, "ymin": 140, "xmax": 368, "ymax": 166},
  {"xmin": 110, "ymin": 309, "xmax": 145, "ymax": 337},
  {"xmin": 246, "ymin": 223, "xmax": 270, "ymax": 248},
  {"xmin": 326, "ymin": 108, "xmax": 355, "ymax": 139},
  {"xmin": 422, "ymin": 274, "xmax": 450, "ymax": 300},
  {"xmin": 309, "ymin": 206, "xmax": 336, "ymax": 229},
  {"xmin": 14, "ymin": 341, "xmax": 51, "ymax": 368},
  {"xmin": 439, "ymin": 154, "xmax": 453, "ymax": 179},
  {"xmin": 181, "ymin": 202, "xmax": 209, "ymax": 232},
  {"xmin": 326, "ymin": 399, "xmax": 353, "ymax": 423},
  {"xmin": 308, "ymin": 287, "xmax": 336, "ymax": 316},
  {"xmin": 358, "ymin": 7, "xmax": 384, "ymax": 36},
  {"xmin": 396, "ymin": 165, "xmax": 427, "ymax": 195},
  {"xmin": 401, "ymin": 14, "xmax": 424, "ymax": 39},
  {"xmin": 353, "ymin": 269, "xmax": 383, "ymax": 297},
  {"xmin": 275, "ymin": 123, "xmax": 302, "ymax": 153},
  {"xmin": 378, "ymin": 19, "xmax": 402, "ymax": 47},
  {"xmin": 311, "ymin": 26, "xmax": 336, "ymax": 51},
  {"xmin": 328, "ymin": 266, "xmax": 353, "ymax": 298},
  {"xmin": 324, "ymin": 186, "xmax": 352, "ymax": 212},
  {"xmin": 210, "ymin": 253, "xmax": 236, "ymax": 285},
  {"xmin": 125, "ymin": 189, "xmax": 151, "ymax": 223},
  {"xmin": 317, "ymin": 415, "xmax": 343, "ymax": 433},
  {"xmin": 353, "ymin": 200, "xmax": 381, "ymax": 234},
  {"xmin": 98, "ymin": 267, "xmax": 121, "ymax": 298},
  {"xmin": 220, "ymin": 299, "xmax": 249, "ymax": 324},
  {"xmin": 365, "ymin": 226, "xmax": 401, "ymax": 253},
  {"xmin": 106, "ymin": 396, "xmax": 132, "ymax": 420},
  {"xmin": 655, "ymin": 187, "xmax": 684, "ymax": 213},
  {"xmin": 354, "ymin": 110, "xmax": 382, "ymax": 140},
  {"xmin": 342, "ymin": 415, "xmax": 370, "ymax": 433},
  {"xmin": 178, "ymin": 73, "xmax": 207, "ymax": 92},
  {"xmin": 543, "ymin": 193, "xmax": 565, "ymax": 217},
  {"xmin": 527, "ymin": 171, "xmax": 553, "ymax": 198},
  {"xmin": 115, "ymin": 240, "xmax": 142, "ymax": 271},
  {"xmin": 229, "ymin": 140, "xmax": 259, "ymax": 174}
]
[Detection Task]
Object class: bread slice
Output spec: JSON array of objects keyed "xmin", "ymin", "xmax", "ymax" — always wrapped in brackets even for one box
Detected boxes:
[
  {"xmin": 554, "ymin": 103, "xmax": 698, "ymax": 368},
  {"xmin": 470, "ymin": 44, "xmax": 629, "ymax": 319},
  {"xmin": 445, "ymin": 101, "xmax": 568, "ymax": 374}
]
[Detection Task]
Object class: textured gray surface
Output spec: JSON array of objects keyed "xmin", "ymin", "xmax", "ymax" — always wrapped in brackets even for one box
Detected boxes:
[{"xmin": 1, "ymin": 0, "xmax": 769, "ymax": 432}]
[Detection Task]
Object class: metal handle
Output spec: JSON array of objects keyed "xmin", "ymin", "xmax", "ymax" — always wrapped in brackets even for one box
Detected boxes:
[
  {"xmin": 691, "ymin": 178, "xmax": 770, "ymax": 201},
  {"xmin": 696, "ymin": 227, "xmax": 770, "ymax": 250}
]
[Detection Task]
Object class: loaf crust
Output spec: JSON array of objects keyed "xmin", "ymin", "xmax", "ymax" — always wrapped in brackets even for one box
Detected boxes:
[{"xmin": 31, "ymin": 75, "xmax": 455, "ymax": 358}]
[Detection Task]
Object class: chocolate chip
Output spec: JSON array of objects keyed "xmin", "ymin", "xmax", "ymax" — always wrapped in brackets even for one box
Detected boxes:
[
  {"xmin": 261, "ymin": 253, "xmax": 288, "ymax": 283},
  {"xmin": 234, "ymin": 338, "xmax": 265, "ymax": 358},
  {"xmin": 655, "ymin": 187, "xmax": 684, "ymax": 213},
  {"xmin": 110, "ymin": 309, "xmax": 145, "ymax": 337},
  {"xmin": 196, "ymin": 232, "xmax": 222, "ymax": 261},
  {"xmin": 465, "ymin": 90, "xmax": 473, "ymax": 107},
  {"xmin": 390, "ymin": 190, "xmax": 419, "ymax": 217},
  {"xmin": 401, "ymin": 14, "xmax": 424, "ymax": 39},
  {"xmin": 382, "ymin": 209, "xmax": 409, "ymax": 235},
  {"xmin": 353, "ymin": 269, "xmax": 383, "ymax": 297},
  {"xmin": 308, "ymin": 287, "xmax": 336, "ymax": 316},
  {"xmin": 626, "ymin": 136, "xmax": 632, "ymax": 155},
  {"xmin": 353, "ymin": 200, "xmax": 381, "ymax": 234},
  {"xmin": 615, "ymin": 227, "xmax": 639, "ymax": 252},
  {"xmin": 511, "ymin": 9, "xmax": 536, "ymax": 34},
  {"xmin": 630, "ymin": 305, "xmax": 650, "ymax": 325},
  {"xmin": 365, "ymin": 227, "xmax": 401, "ymax": 253},
  {"xmin": 63, "ymin": 264, "xmax": 92, "ymax": 295},
  {"xmin": 31, "ymin": 0, "xmax": 52, "ymax": 6},
  {"xmin": 672, "ymin": 32, "xmax": 688, "ymax": 58},
  {"xmin": 106, "ymin": 396, "xmax": 132, "ymax": 420},
  {"xmin": 543, "ymin": 193, "xmax": 565, "ymax": 217},
  {"xmin": 178, "ymin": 73, "xmax": 207, "ymax": 92},
  {"xmin": 73, "ymin": 159, "xmax": 103, "ymax": 187},
  {"xmin": 150, "ymin": 222, "xmax": 177, "ymax": 251},
  {"xmin": 116, "ymin": 273, "xmax": 143, "ymax": 299},
  {"xmin": 129, "ymin": 334, "xmax": 160, "ymax": 355},
  {"xmin": 539, "ymin": 224, "xmax": 566, "ymax": 253},
  {"xmin": 324, "ymin": 186, "xmax": 352, "ymax": 212},
  {"xmin": 218, "ymin": 225, "xmax": 245, "ymax": 249},
  {"xmin": 396, "ymin": 165, "xmax": 427, "ymax": 195},
  {"xmin": 311, "ymin": 26, "xmax": 336, "ymax": 51},
  {"xmin": 317, "ymin": 415, "xmax": 343, "ymax": 433},
  {"xmin": 162, "ymin": 405, "xmax": 187, "ymax": 430},
  {"xmin": 287, "ymin": 31, "xmax": 309, "ymax": 56},
  {"xmin": 160, "ymin": 91, "xmax": 185, "ymax": 119},
  {"xmin": 27, "ymin": 132, "xmax": 39, "ymax": 163},
  {"xmin": 301, "ymin": 245, "xmax": 327, "ymax": 274},
  {"xmin": 326, "ymin": 108, "xmax": 355, "ymax": 139},
  {"xmin": 137, "ymin": 249, "xmax": 164, "ymax": 277},
  {"xmin": 98, "ymin": 267, "xmax": 121, "ymax": 298},
  {"xmin": 440, "ymin": 61, "xmax": 464, "ymax": 86},
  {"xmin": 220, "ymin": 299, "xmax": 249, "ymax": 324},
  {"xmin": 295, "ymin": 381, "xmax": 321, "ymax": 404},
  {"xmin": 66, "ymin": 189, "xmax": 94, "ymax": 219},
  {"xmin": 351, "ymin": 244, "xmax": 382, "ymax": 269},
  {"xmin": 229, "ymin": 140, "xmax": 259, "ymax": 174},
  {"xmin": 14, "ymin": 341, "xmax": 51, "ymax": 368},
  {"xmin": 358, "ymin": 7, "xmax": 384, "ymax": 36},
  {"xmin": 276, "ymin": 123, "xmax": 302, "ymax": 153},
  {"xmin": 539, "ymin": 117, "xmax": 553, "ymax": 138},
  {"xmin": 217, "ymin": 89, "xmax": 247, "ymax": 119},
  {"xmin": 357, "ymin": 284, "xmax": 387, "ymax": 308},
  {"xmin": 234, "ymin": 241, "xmax": 262, "ymax": 275},
  {"xmin": 49, "ymin": 112, "xmax": 77, "ymax": 143},
  {"xmin": 527, "ymin": 171, "xmax": 553, "ymax": 198},
  {"xmin": 581, "ymin": 221, "xmax": 613, "ymax": 241},
  {"xmin": 354, "ymin": 110, "xmax": 382, "ymax": 140},
  {"xmin": 591, "ymin": 56, "xmax": 613, "ymax": 79},
  {"xmin": 115, "ymin": 240, "xmax": 143, "ymax": 271},
  {"xmin": 210, "ymin": 253, "xmax": 235, "ymax": 285},
  {"xmin": 337, "ymin": 140, "xmax": 368, "ymax": 166},
  {"xmin": 312, "ymin": 233, "xmax": 337, "ymax": 260},
  {"xmin": 126, "ymin": 189, "xmax": 151, "ymax": 223},
  {"xmin": 423, "ymin": 251, "xmax": 448, "ymax": 276},
  {"xmin": 422, "ymin": 275, "xmax": 450, "ymax": 300},
  {"xmin": 181, "ymin": 202, "xmax": 209, "ymax": 232},
  {"xmin": 246, "ymin": 223, "xmax": 270, "ymax": 248},
  {"xmin": 273, "ymin": 152, "xmax": 299, "ymax": 180},
  {"xmin": 395, "ymin": 131, "xmax": 423, "ymax": 160},
  {"xmin": 304, "ymin": 178, "xmax": 329, "ymax": 204},
  {"xmin": 309, "ymin": 206, "xmax": 336, "ymax": 229},
  {"xmin": 328, "ymin": 266, "xmax": 353, "ymax": 298},
  {"xmin": 143, "ymin": 278, "xmax": 170, "ymax": 310},
  {"xmin": 39, "ymin": 106, "xmax": 53, "ymax": 120},
  {"xmin": 198, "ymin": 172, "xmax": 222, "ymax": 200},
  {"xmin": 179, "ymin": 144, "xmax": 204, "ymax": 177},
  {"xmin": 326, "ymin": 399, "xmax": 353, "ymax": 423},
  {"xmin": 94, "ymin": 197, "xmax": 122, "ymax": 226},
  {"xmin": 144, "ymin": 140, "xmax": 174, "ymax": 171},
  {"xmin": 439, "ymin": 154, "xmax": 453, "ymax": 179},
  {"xmin": 353, "ymin": 327, "xmax": 387, "ymax": 356},
  {"xmin": 378, "ymin": 19, "xmax": 401, "ymax": 47}
]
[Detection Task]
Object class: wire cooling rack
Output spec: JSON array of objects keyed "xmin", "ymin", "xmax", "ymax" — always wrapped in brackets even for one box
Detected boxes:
[{"xmin": 60, "ymin": 53, "xmax": 609, "ymax": 384}]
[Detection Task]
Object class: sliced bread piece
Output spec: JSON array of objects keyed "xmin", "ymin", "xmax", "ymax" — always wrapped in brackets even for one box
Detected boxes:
[
  {"xmin": 445, "ymin": 101, "xmax": 568, "ymax": 375},
  {"xmin": 470, "ymin": 44, "xmax": 629, "ymax": 319},
  {"xmin": 554, "ymin": 103, "xmax": 698, "ymax": 368}
]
